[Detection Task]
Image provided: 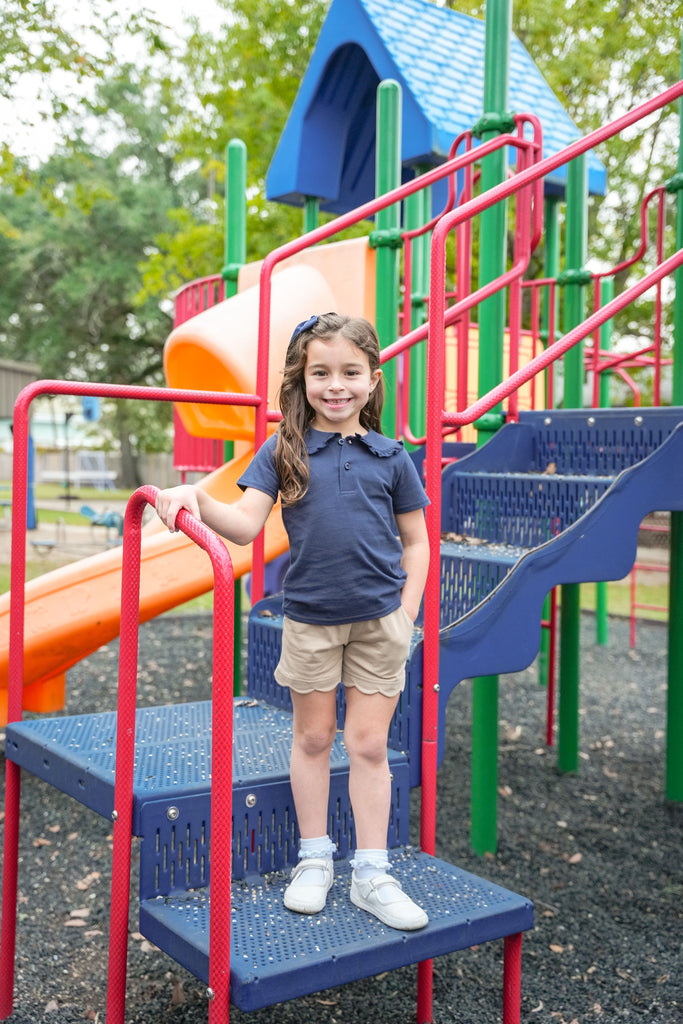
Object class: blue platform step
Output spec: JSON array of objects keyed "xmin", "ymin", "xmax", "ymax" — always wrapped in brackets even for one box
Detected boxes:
[
  {"xmin": 5, "ymin": 699, "xmax": 410, "ymax": 878},
  {"xmin": 441, "ymin": 407, "xmax": 683, "ymax": 543},
  {"xmin": 139, "ymin": 847, "xmax": 533, "ymax": 1012},
  {"xmin": 436, "ymin": 416, "xmax": 683, "ymax": 698}
]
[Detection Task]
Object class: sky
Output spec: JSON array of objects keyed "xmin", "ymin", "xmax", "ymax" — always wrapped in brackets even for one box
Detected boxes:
[{"xmin": 1, "ymin": 0, "xmax": 225, "ymax": 162}]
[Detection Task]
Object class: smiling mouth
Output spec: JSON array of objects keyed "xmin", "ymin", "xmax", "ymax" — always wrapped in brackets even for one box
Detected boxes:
[{"xmin": 324, "ymin": 398, "xmax": 351, "ymax": 406}]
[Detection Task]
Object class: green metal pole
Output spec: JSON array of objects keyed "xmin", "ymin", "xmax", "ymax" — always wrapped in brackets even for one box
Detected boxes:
[
  {"xmin": 372, "ymin": 80, "xmax": 402, "ymax": 439},
  {"xmin": 562, "ymin": 154, "xmax": 588, "ymax": 406},
  {"xmin": 595, "ymin": 275, "xmax": 614, "ymax": 646},
  {"xmin": 222, "ymin": 138, "xmax": 247, "ymax": 695},
  {"xmin": 665, "ymin": 39, "xmax": 683, "ymax": 800},
  {"xmin": 542, "ymin": 196, "xmax": 561, "ymax": 406},
  {"xmin": 538, "ymin": 196, "xmax": 560, "ymax": 688},
  {"xmin": 558, "ymin": 153, "xmax": 588, "ymax": 773},
  {"xmin": 303, "ymin": 196, "xmax": 319, "ymax": 234},
  {"xmin": 470, "ymin": 0, "xmax": 512, "ymax": 857},
  {"xmin": 223, "ymin": 139, "xmax": 247, "ymax": 299},
  {"xmin": 404, "ymin": 168, "xmax": 430, "ymax": 443}
]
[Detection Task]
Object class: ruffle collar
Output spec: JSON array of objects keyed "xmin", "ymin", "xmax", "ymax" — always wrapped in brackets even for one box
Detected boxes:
[{"xmin": 305, "ymin": 428, "xmax": 403, "ymax": 457}]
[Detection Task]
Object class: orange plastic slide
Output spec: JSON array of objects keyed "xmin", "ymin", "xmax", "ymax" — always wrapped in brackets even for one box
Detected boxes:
[{"xmin": 0, "ymin": 238, "xmax": 376, "ymax": 723}]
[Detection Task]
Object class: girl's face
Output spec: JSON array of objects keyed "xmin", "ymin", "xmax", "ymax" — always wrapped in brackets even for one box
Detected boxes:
[{"xmin": 304, "ymin": 332, "xmax": 382, "ymax": 436}]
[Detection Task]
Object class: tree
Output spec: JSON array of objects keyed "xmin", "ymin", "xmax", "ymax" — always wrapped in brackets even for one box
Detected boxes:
[
  {"xmin": 445, "ymin": 0, "xmax": 682, "ymax": 264},
  {"xmin": 438, "ymin": 0, "xmax": 682, "ymax": 372},
  {"xmin": 0, "ymin": 0, "xmax": 166, "ymax": 106},
  {"xmin": 136, "ymin": 0, "xmax": 328, "ymax": 295},
  {"xmin": 0, "ymin": 63, "xmax": 209, "ymax": 485}
]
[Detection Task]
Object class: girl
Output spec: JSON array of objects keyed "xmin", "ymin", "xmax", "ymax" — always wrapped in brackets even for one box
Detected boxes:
[{"xmin": 155, "ymin": 313, "xmax": 430, "ymax": 930}]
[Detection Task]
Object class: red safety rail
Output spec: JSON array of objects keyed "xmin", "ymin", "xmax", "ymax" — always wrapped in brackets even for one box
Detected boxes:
[
  {"xmin": 172, "ymin": 407, "xmax": 226, "ymax": 480},
  {"xmin": 0, "ymin": 380, "xmax": 258, "ymax": 1021},
  {"xmin": 520, "ymin": 185, "xmax": 675, "ymax": 412},
  {"xmin": 174, "ymin": 274, "xmax": 227, "ymax": 327},
  {"xmin": 630, "ymin": 521, "xmax": 670, "ymax": 649},
  {"xmin": 172, "ymin": 275, "xmax": 231, "ymax": 476},
  {"xmin": 399, "ymin": 114, "xmax": 545, "ymax": 446},
  {"xmin": 107, "ymin": 485, "xmax": 235, "ymax": 1024},
  {"xmin": 589, "ymin": 186, "xmax": 671, "ymax": 408}
]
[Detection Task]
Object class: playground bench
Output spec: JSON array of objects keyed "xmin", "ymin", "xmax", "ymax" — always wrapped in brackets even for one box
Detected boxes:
[{"xmin": 29, "ymin": 538, "xmax": 57, "ymax": 555}]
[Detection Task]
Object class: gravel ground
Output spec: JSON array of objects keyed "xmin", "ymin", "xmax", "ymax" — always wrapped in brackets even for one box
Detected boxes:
[{"xmin": 1, "ymin": 611, "xmax": 681, "ymax": 1023}]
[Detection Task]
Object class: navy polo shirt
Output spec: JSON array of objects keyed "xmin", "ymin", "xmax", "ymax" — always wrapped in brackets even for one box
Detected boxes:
[{"xmin": 238, "ymin": 428, "xmax": 429, "ymax": 625}]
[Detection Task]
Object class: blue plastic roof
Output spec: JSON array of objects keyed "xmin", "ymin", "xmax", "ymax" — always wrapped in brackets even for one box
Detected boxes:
[{"xmin": 266, "ymin": 0, "xmax": 606, "ymax": 214}]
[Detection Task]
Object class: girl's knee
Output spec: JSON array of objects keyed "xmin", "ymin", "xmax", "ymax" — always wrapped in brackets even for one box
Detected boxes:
[
  {"xmin": 343, "ymin": 724, "xmax": 388, "ymax": 765},
  {"xmin": 294, "ymin": 722, "xmax": 336, "ymax": 758}
]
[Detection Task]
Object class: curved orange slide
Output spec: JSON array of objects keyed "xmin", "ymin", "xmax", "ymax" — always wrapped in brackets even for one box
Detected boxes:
[{"xmin": 0, "ymin": 239, "xmax": 376, "ymax": 723}]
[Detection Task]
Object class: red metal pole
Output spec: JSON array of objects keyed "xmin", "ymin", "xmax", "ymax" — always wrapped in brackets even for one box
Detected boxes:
[
  {"xmin": 416, "ymin": 958, "xmax": 434, "ymax": 1023},
  {"xmin": 106, "ymin": 490, "xmax": 146, "ymax": 1024},
  {"xmin": 0, "ymin": 381, "xmax": 251, "ymax": 1020},
  {"xmin": 0, "ymin": 381, "xmax": 36, "ymax": 1018},
  {"xmin": 106, "ymin": 485, "xmax": 234, "ymax": 1023},
  {"xmin": 502, "ymin": 932, "xmax": 523, "ymax": 1024}
]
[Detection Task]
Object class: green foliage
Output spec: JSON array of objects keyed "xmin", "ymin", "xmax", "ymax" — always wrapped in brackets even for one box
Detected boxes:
[
  {"xmin": 136, "ymin": 209, "xmax": 224, "ymax": 305},
  {"xmin": 1, "ymin": 0, "xmax": 681, "ymax": 478},
  {"xmin": 445, "ymin": 0, "xmax": 683, "ymax": 276},
  {"xmin": 172, "ymin": 0, "xmax": 327, "ymax": 253},
  {"xmin": 0, "ymin": 0, "xmax": 169, "ymax": 117},
  {"xmin": 0, "ymin": 61, "xmax": 209, "ymax": 477}
]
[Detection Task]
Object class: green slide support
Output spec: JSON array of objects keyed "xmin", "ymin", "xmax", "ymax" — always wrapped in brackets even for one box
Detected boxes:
[
  {"xmin": 223, "ymin": 138, "xmax": 247, "ymax": 694},
  {"xmin": 372, "ymin": 80, "xmax": 403, "ymax": 439},
  {"xmin": 470, "ymin": 0, "xmax": 512, "ymax": 856},
  {"xmin": 558, "ymin": 153, "xmax": 588, "ymax": 774}
]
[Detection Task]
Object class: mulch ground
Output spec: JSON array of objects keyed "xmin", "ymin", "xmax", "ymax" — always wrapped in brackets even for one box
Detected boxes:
[{"xmin": 0, "ymin": 611, "xmax": 681, "ymax": 1023}]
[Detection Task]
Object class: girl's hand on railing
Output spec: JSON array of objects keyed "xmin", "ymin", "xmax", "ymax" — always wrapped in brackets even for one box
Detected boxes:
[{"xmin": 155, "ymin": 485, "xmax": 201, "ymax": 533}]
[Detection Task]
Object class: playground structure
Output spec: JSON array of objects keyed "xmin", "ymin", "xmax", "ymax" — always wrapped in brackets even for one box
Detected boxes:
[{"xmin": 1, "ymin": 0, "xmax": 683, "ymax": 1019}]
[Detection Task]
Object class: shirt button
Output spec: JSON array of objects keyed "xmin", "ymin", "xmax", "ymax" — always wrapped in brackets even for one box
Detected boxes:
[
  {"xmin": 344, "ymin": 461, "xmax": 351, "ymax": 470},
  {"xmin": 337, "ymin": 437, "xmax": 344, "ymax": 445}
]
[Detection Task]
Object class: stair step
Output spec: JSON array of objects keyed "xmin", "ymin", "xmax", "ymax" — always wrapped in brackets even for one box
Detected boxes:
[
  {"xmin": 5, "ymin": 701, "xmax": 410, "ymax": 873},
  {"xmin": 139, "ymin": 848, "xmax": 534, "ymax": 1012},
  {"xmin": 443, "ymin": 468, "xmax": 613, "ymax": 546},
  {"xmin": 439, "ymin": 407, "xmax": 683, "ymax": 546}
]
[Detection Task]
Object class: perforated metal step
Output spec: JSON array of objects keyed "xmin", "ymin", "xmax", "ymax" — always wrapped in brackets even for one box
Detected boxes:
[
  {"xmin": 5, "ymin": 700, "xmax": 410, "ymax": 868},
  {"xmin": 442, "ymin": 408, "xmax": 683, "ymax": 545},
  {"xmin": 139, "ymin": 848, "xmax": 534, "ymax": 1011}
]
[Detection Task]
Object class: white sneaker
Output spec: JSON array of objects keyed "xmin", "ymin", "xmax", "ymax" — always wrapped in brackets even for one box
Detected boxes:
[
  {"xmin": 350, "ymin": 872, "xmax": 428, "ymax": 930},
  {"xmin": 283, "ymin": 857, "xmax": 334, "ymax": 914}
]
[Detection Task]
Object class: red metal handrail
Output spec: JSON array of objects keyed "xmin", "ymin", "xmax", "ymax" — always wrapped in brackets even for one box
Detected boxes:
[
  {"xmin": 0, "ymin": 380, "xmax": 255, "ymax": 1020},
  {"xmin": 175, "ymin": 274, "xmax": 227, "ymax": 327},
  {"xmin": 107, "ymin": 485, "xmax": 235, "ymax": 1024}
]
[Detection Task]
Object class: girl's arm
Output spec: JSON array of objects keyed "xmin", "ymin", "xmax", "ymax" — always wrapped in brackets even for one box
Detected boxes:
[
  {"xmin": 155, "ymin": 484, "xmax": 275, "ymax": 545},
  {"xmin": 396, "ymin": 508, "xmax": 430, "ymax": 622}
]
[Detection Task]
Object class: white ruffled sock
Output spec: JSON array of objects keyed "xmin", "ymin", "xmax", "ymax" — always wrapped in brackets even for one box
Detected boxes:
[
  {"xmin": 351, "ymin": 848, "xmax": 390, "ymax": 879},
  {"xmin": 292, "ymin": 835, "xmax": 336, "ymax": 886}
]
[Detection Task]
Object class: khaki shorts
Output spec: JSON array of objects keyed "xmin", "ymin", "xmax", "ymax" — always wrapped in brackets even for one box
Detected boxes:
[{"xmin": 274, "ymin": 605, "xmax": 414, "ymax": 697}]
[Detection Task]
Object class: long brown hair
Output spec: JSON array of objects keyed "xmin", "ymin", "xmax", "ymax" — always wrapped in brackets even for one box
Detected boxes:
[{"xmin": 275, "ymin": 313, "xmax": 385, "ymax": 505}]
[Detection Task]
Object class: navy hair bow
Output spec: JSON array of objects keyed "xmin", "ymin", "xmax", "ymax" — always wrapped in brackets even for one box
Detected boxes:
[{"xmin": 289, "ymin": 315, "xmax": 319, "ymax": 344}]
